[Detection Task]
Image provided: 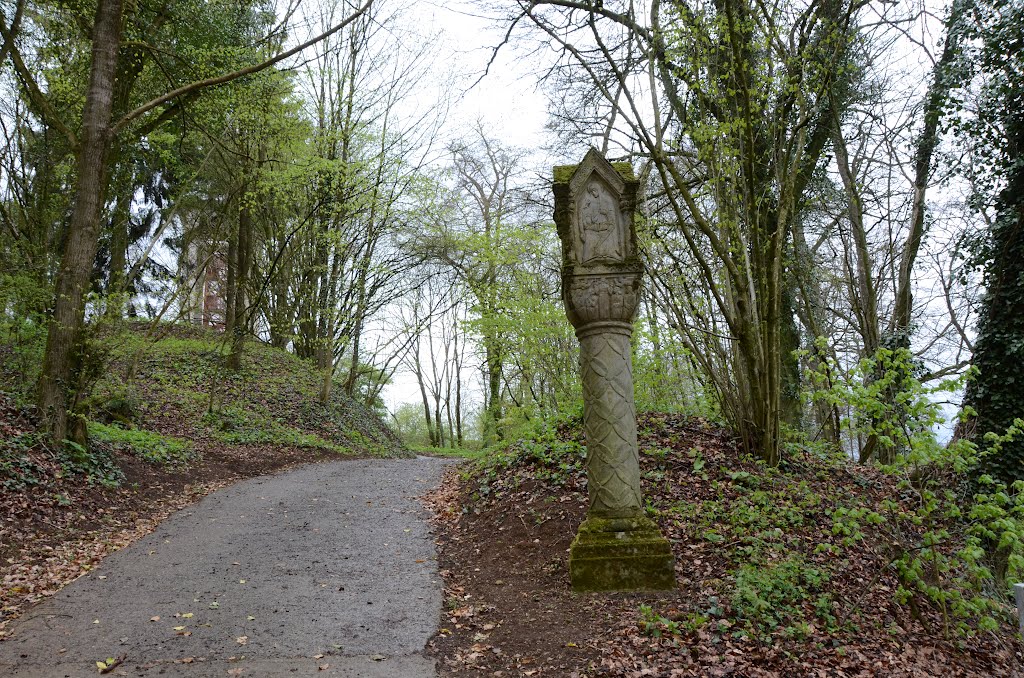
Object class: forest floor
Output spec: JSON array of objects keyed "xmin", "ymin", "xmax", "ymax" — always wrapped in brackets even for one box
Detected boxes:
[{"xmin": 424, "ymin": 414, "xmax": 1024, "ymax": 677}]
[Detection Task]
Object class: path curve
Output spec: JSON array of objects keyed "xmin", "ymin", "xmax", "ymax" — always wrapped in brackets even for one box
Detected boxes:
[{"xmin": 0, "ymin": 456, "xmax": 452, "ymax": 677}]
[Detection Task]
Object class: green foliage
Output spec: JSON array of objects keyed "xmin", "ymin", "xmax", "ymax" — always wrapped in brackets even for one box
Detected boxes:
[
  {"xmin": 60, "ymin": 441, "xmax": 124, "ymax": 488},
  {"xmin": 827, "ymin": 459, "xmax": 1024, "ymax": 637},
  {"xmin": 81, "ymin": 326, "xmax": 404, "ymax": 457},
  {"xmin": 813, "ymin": 350, "xmax": 1024, "ymax": 636},
  {"xmin": 0, "ymin": 417, "xmax": 123, "ymax": 489},
  {"xmin": 634, "ymin": 606, "xmax": 708, "ymax": 639},
  {"xmin": 0, "ymin": 272, "xmax": 51, "ymax": 403},
  {"xmin": 391, "ymin": 402, "xmax": 434, "ymax": 448},
  {"xmin": 0, "ymin": 417, "xmax": 128, "ymax": 489},
  {"xmin": 638, "ymin": 604, "xmax": 692, "ymax": 638},
  {"xmin": 962, "ymin": 124, "xmax": 1024, "ymax": 487},
  {"xmin": 668, "ymin": 465, "xmax": 824, "ymax": 563},
  {"xmin": 88, "ymin": 421, "xmax": 196, "ymax": 467},
  {"xmin": 805, "ymin": 341, "xmax": 956, "ymax": 463},
  {"xmin": 202, "ymin": 406, "xmax": 352, "ymax": 455},
  {"xmin": 943, "ymin": 0, "xmax": 1024, "ymax": 488},
  {"xmin": 0, "ymin": 433, "xmax": 51, "ymax": 491},
  {"xmin": 478, "ymin": 427, "xmax": 586, "ymax": 488},
  {"xmin": 84, "ymin": 384, "xmax": 142, "ymax": 426},
  {"xmin": 731, "ymin": 555, "xmax": 832, "ymax": 639},
  {"xmin": 633, "ymin": 324, "xmax": 718, "ymax": 418},
  {"xmin": 944, "ymin": 0, "xmax": 1023, "ymax": 198}
]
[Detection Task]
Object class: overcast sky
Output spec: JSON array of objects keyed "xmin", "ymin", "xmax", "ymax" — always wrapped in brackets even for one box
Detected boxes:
[
  {"xmin": 371, "ymin": 1, "xmax": 558, "ymax": 416},
  {"xmin": 411, "ymin": 1, "xmax": 550, "ymax": 149}
]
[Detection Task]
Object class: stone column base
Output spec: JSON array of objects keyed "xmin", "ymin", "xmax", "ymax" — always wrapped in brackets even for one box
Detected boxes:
[{"xmin": 568, "ymin": 515, "xmax": 676, "ymax": 592}]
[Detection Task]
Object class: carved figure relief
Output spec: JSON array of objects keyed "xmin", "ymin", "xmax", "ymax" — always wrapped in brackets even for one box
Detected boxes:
[{"xmin": 578, "ymin": 179, "xmax": 622, "ymax": 263}]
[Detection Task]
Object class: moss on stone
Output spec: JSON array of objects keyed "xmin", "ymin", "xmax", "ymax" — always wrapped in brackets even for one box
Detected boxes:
[
  {"xmin": 553, "ymin": 164, "xmax": 578, "ymax": 184},
  {"xmin": 553, "ymin": 161, "xmax": 635, "ymax": 185},
  {"xmin": 610, "ymin": 162, "xmax": 635, "ymax": 180},
  {"xmin": 568, "ymin": 516, "xmax": 676, "ymax": 592}
]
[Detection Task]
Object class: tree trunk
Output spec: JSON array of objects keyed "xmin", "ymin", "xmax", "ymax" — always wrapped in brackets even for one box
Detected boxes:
[
  {"xmin": 227, "ymin": 192, "xmax": 251, "ymax": 370},
  {"xmin": 108, "ymin": 206, "xmax": 128, "ymax": 293},
  {"xmin": 483, "ymin": 337, "xmax": 503, "ymax": 445},
  {"xmin": 967, "ymin": 114, "xmax": 1024, "ymax": 487},
  {"xmin": 455, "ymin": 349, "xmax": 463, "ymax": 447},
  {"xmin": 343, "ymin": 251, "xmax": 370, "ymax": 396},
  {"xmin": 413, "ymin": 340, "xmax": 438, "ymax": 447},
  {"xmin": 890, "ymin": 0, "xmax": 966, "ymax": 338},
  {"xmin": 105, "ymin": 172, "xmax": 130, "ymax": 317},
  {"xmin": 224, "ymin": 220, "xmax": 238, "ymax": 337},
  {"xmin": 779, "ymin": 279, "xmax": 802, "ymax": 430},
  {"xmin": 434, "ymin": 394, "xmax": 444, "ymax": 448},
  {"xmin": 36, "ymin": 0, "xmax": 124, "ymax": 444}
]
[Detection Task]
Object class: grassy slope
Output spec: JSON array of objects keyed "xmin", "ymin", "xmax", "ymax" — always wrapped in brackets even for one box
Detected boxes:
[
  {"xmin": 427, "ymin": 414, "xmax": 1024, "ymax": 676},
  {"xmin": 89, "ymin": 322, "xmax": 405, "ymax": 457},
  {"xmin": 1, "ymin": 322, "xmax": 408, "ymax": 636}
]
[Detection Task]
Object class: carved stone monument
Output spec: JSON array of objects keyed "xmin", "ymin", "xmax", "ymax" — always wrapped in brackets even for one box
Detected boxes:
[{"xmin": 554, "ymin": 149, "xmax": 676, "ymax": 592}]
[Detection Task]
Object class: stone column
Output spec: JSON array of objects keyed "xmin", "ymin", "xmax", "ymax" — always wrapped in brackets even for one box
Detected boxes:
[{"xmin": 554, "ymin": 150, "xmax": 675, "ymax": 592}]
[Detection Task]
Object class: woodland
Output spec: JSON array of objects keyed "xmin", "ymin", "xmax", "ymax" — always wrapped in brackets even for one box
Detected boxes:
[{"xmin": 2, "ymin": 0, "xmax": 1024, "ymax": 672}]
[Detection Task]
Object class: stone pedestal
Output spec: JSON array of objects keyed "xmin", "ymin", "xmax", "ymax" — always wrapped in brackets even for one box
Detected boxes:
[
  {"xmin": 569, "ymin": 516, "xmax": 676, "ymax": 592},
  {"xmin": 553, "ymin": 150, "xmax": 675, "ymax": 592}
]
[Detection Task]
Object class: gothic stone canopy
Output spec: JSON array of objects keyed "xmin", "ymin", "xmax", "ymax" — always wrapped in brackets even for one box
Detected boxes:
[
  {"xmin": 554, "ymin": 148, "xmax": 641, "ymax": 274},
  {"xmin": 553, "ymin": 149, "xmax": 643, "ymax": 330}
]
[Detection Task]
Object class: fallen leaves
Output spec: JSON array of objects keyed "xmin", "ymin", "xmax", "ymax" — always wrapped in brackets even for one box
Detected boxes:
[
  {"xmin": 95, "ymin": 655, "xmax": 124, "ymax": 674},
  {"xmin": 425, "ymin": 413, "xmax": 1024, "ymax": 678},
  {"xmin": 0, "ymin": 474, "xmax": 228, "ymax": 639}
]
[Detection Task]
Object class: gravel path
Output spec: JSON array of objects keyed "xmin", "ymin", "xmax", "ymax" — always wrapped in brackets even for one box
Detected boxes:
[{"xmin": 0, "ymin": 456, "xmax": 452, "ymax": 677}]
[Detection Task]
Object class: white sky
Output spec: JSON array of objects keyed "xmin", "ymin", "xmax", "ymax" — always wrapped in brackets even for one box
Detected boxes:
[
  {"xmin": 408, "ymin": 1, "xmax": 550, "ymax": 150},
  {"xmin": 373, "ymin": 1, "xmax": 554, "ymax": 416}
]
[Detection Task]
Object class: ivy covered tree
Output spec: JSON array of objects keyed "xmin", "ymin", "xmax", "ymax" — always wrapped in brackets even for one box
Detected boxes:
[{"xmin": 949, "ymin": 0, "xmax": 1024, "ymax": 486}]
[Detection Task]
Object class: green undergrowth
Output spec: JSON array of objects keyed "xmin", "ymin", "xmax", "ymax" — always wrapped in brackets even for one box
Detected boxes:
[
  {"xmin": 1, "ymin": 418, "xmax": 196, "ymax": 491},
  {"xmin": 0, "ymin": 321, "xmax": 409, "ymax": 494},
  {"xmin": 86, "ymin": 322, "xmax": 407, "ymax": 459},
  {"xmin": 202, "ymin": 406, "xmax": 351, "ymax": 454},
  {"xmin": 466, "ymin": 419, "xmax": 587, "ymax": 500},
  {"xmin": 463, "ymin": 412, "xmax": 1024, "ymax": 647},
  {"xmin": 88, "ymin": 421, "xmax": 196, "ymax": 467},
  {"xmin": 1, "ymin": 427, "xmax": 124, "ymax": 490}
]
